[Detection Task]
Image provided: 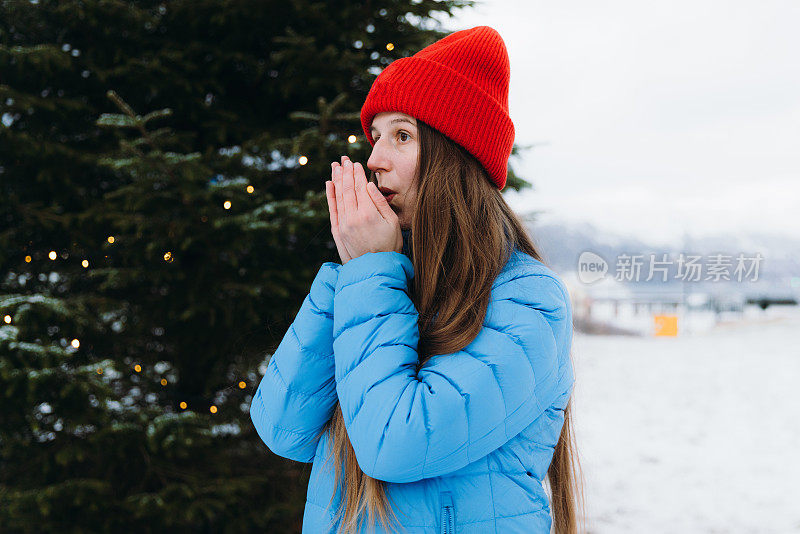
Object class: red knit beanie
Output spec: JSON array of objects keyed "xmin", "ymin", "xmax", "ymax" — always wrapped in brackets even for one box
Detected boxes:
[{"xmin": 360, "ymin": 25, "xmax": 515, "ymax": 190}]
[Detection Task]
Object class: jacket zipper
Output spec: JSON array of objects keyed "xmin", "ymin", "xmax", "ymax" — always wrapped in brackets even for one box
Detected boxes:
[{"xmin": 440, "ymin": 491, "xmax": 455, "ymax": 534}]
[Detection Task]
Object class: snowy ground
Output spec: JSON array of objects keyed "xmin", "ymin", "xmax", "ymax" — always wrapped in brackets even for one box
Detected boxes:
[{"xmin": 570, "ymin": 305, "xmax": 800, "ymax": 533}]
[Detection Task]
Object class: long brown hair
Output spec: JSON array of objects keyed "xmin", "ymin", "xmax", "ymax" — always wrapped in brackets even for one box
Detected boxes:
[{"xmin": 316, "ymin": 119, "xmax": 585, "ymax": 533}]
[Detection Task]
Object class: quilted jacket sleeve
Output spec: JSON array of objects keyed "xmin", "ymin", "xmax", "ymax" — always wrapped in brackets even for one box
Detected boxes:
[
  {"xmin": 250, "ymin": 261, "xmax": 340, "ymax": 463},
  {"xmin": 332, "ymin": 251, "xmax": 573, "ymax": 483}
]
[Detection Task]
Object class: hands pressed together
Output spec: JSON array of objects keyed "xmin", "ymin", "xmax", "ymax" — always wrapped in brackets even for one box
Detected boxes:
[{"xmin": 325, "ymin": 155, "xmax": 403, "ymax": 264}]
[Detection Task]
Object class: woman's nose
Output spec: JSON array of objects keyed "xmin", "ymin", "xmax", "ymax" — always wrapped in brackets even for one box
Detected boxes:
[{"xmin": 367, "ymin": 145, "xmax": 388, "ymax": 174}]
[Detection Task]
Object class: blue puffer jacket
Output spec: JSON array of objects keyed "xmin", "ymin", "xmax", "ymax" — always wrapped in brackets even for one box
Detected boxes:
[{"xmin": 250, "ymin": 237, "xmax": 574, "ymax": 533}]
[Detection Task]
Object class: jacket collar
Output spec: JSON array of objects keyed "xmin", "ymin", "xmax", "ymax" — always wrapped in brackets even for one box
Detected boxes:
[{"xmin": 401, "ymin": 228, "xmax": 413, "ymax": 259}]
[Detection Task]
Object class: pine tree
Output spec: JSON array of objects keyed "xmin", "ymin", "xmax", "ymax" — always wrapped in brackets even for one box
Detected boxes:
[{"xmin": 1, "ymin": 0, "xmax": 533, "ymax": 531}]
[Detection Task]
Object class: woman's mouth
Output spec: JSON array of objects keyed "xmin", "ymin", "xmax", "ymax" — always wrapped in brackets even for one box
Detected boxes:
[{"xmin": 378, "ymin": 186, "xmax": 397, "ymax": 203}]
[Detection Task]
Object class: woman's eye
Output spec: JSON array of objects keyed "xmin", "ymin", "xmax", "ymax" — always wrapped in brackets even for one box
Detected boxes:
[{"xmin": 374, "ymin": 131, "xmax": 410, "ymax": 142}]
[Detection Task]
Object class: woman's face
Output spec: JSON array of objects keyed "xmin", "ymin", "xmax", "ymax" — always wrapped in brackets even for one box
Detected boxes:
[{"xmin": 367, "ymin": 111, "xmax": 419, "ymax": 231}]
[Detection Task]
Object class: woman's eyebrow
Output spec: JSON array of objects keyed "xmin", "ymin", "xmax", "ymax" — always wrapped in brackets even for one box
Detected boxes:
[{"xmin": 370, "ymin": 118, "xmax": 417, "ymax": 134}]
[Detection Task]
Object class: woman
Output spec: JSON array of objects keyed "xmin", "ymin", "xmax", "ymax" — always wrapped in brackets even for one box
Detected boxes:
[{"xmin": 250, "ymin": 26, "xmax": 584, "ymax": 533}]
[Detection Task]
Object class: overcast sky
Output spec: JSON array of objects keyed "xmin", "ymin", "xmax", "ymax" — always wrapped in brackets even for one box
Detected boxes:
[{"xmin": 436, "ymin": 0, "xmax": 800, "ymax": 244}]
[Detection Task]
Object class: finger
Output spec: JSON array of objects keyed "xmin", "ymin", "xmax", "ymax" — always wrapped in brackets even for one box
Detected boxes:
[
  {"xmin": 331, "ymin": 162, "xmax": 340, "ymax": 192},
  {"xmin": 334, "ymin": 165, "xmax": 344, "ymax": 226},
  {"xmin": 367, "ymin": 180, "xmax": 397, "ymax": 222},
  {"xmin": 342, "ymin": 157, "xmax": 357, "ymax": 216},
  {"xmin": 328, "ymin": 179, "xmax": 352, "ymax": 262},
  {"xmin": 333, "ymin": 159, "xmax": 342, "ymax": 191},
  {"xmin": 325, "ymin": 180, "xmax": 338, "ymax": 228},
  {"xmin": 330, "ymin": 161, "xmax": 340, "ymax": 210},
  {"xmin": 353, "ymin": 162, "xmax": 372, "ymax": 212},
  {"xmin": 335, "ymin": 158, "xmax": 344, "ymax": 188}
]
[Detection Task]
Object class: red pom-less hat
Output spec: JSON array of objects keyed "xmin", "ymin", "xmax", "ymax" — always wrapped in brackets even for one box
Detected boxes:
[{"xmin": 360, "ymin": 26, "xmax": 515, "ymax": 190}]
